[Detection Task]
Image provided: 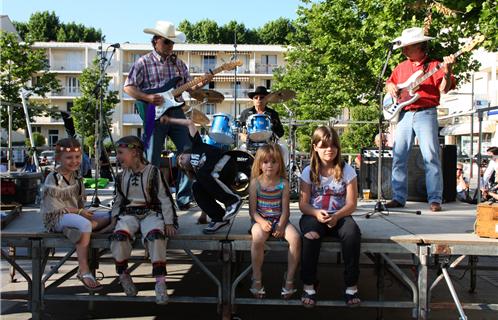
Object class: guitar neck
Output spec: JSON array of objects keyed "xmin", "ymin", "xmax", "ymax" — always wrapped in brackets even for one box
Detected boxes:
[
  {"xmin": 171, "ymin": 65, "xmax": 225, "ymax": 97},
  {"xmin": 409, "ymin": 48, "xmax": 466, "ymax": 90}
]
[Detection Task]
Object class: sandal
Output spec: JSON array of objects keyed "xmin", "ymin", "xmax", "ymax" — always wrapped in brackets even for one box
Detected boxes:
[
  {"xmin": 249, "ymin": 279, "xmax": 265, "ymax": 299},
  {"xmin": 281, "ymin": 273, "xmax": 297, "ymax": 299},
  {"xmin": 344, "ymin": 290, "xmax": 361, "ymax": 307},
  {"xmin": 77, "ymin": 272, "xmax": 103, "ymax": 292},
  {"xmin": 301, "ymin": 288, "xmax": 317, "ymax": 308}
]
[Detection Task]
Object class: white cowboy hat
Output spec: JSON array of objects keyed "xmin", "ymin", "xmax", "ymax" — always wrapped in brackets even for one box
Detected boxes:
[
  {"xmin": 392, "ymin": 27, "xmax": 434, "ymax": 50},
  {"xmin": 143, "ymin": 21, "xmax": 186, "ymax": 43}
]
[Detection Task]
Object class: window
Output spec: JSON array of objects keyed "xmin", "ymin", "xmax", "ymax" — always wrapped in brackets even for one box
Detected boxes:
[
  {"xmin": 67, "ymin": 102, "xmax": 74, "ymax": 113},
  {"xmin": 265, "ymin": 80, "xmax": 272, "ymax": 90},
  {"xmin": 48, "ymin": 129, "xmax": 59, "ymax": 147},
  {"xmin": 203, "ymin": 56, "xmax": 216, "ymax": 73},
  {"xmin": 136, "ymin": 128, "xmax": 142, "ymax": 139},
  {"xmin": 203, "ymin": 103, "xmax": 216, "ymax": 116},
  {"xmin": 65, "ymin": 77, "xmax": 80, "ymax": 94}
]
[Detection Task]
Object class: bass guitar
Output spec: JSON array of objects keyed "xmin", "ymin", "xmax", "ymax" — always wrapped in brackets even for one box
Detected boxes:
[
  {"xmin": 382, "ymin": 35, "xmax": 484, "ymax": 123},
  {"xmin": 135, "ymin": 60, "xmax": 243, "ymax": 120}
]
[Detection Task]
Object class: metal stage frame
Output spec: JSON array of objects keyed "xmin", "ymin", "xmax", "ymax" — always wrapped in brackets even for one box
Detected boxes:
[{"xmin": 1, "ymin": 203, "xmax": 498, "ymax": 320}]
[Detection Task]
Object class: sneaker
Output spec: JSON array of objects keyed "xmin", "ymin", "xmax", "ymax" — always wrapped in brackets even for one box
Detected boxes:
[
  {"xmin": 223, "ymin": 199, "xmax": 242, "ymax": 221},
  {"xmin": 119, "ymin": 273, "xmax": 137, "ymax": 297},
  {"xmin": 203, "ymin": 220, "xmax": 229, "ymax": 234},
  {"xmin": 155, "ymin": 281, "xmax": 169, "ymax": 305}
]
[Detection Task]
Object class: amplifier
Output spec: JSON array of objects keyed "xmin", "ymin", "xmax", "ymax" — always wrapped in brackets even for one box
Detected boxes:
[{"xmin": 359, "ymin": 145, "xmax": 456, "ymax": 202}]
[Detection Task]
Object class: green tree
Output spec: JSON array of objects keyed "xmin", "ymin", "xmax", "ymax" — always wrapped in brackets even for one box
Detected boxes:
[
  {"xmin": 0, "ymin": 32, "xmax": 61, "ymax": 130},
  {"xmin": 220, "ymin": 20, "xmax": 259, "ymax": 44},
  {"xmin": 71, "ymin": 58, "xmax": 119, "ymax": 151},
  {"xmin": 257, "ymin": 18, "xmax": 295, "ymax": 45},
  {"xmin": 25, "ymin": 132, "xmax": 46, "ymax": 148},
  {"xmin": 13, "ymin": 11, "xmax": 102, "ymax": 42},
  {"xmin": 274, "ymin": 0, "xmax": 497, "ymax": 152}
]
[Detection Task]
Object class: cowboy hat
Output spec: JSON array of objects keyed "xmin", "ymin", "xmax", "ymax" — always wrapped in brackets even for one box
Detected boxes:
[
  {"xmin": 392, "ymin": 27, "xmax": 434, "ymax": 50},
  {"xmin": 247, "ymin": 86, "xmax": 270, "ymax": 99},
  {"xmin": 144, "ymin": 21, "xmax": 186, "ymax": 44}
]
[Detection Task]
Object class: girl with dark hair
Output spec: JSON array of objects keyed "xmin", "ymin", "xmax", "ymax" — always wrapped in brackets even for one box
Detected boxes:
[{"xmin": 299, "ymin": 126, "xmax": 361, "ymax": 307}]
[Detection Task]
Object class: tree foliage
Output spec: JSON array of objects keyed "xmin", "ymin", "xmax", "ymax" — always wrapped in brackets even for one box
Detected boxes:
[
  {"xmin": 178, "ymin": 18, "xmax": 292, "ymax": 44},
  {"xmin": 0, "ymin": 32, "xmax": 61, "ymax": 130},
  {"xmin": 25, "ymin": 132, "xmax": 46, "ymax": 147},
  {"xmin": 13, "ymin": 11, "xmax": 102, "ymax": 42},
  {"xmin": 71, "ymin": 58, "xmax": 119, "ymax": 151},
  {"xmin": 273, "ymin": 0, "xmax": 498, "ymax": 152}
]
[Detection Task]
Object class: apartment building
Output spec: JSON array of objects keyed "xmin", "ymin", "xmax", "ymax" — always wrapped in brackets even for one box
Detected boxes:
[{"xmin": 29, "ymin": 42, "xmax": 286, "ymax": 145}]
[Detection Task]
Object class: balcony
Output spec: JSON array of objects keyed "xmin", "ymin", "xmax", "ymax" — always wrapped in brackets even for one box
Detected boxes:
[
  {"xmin": 123, "ymin": 113, "xmax": 142, "ymax": 125},
  {"xmin": 50, "ymin": 87, "xmax": 81, "ymax": 97},
  {"xmin": 50, "ymin": 60, "xmax": 85, "ymax": 72},
  {"xmin": 218, "ymin": 89, "xmax": 251, "ymax": 99},
  {"xmin": 255, "ymin": 63, "xmax": 278, "ymax": 74}
]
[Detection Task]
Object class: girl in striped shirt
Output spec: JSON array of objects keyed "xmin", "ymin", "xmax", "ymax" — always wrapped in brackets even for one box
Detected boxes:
[{"xmin": 248, "ymin": 143, "xmax": 301, "ymax": 299}]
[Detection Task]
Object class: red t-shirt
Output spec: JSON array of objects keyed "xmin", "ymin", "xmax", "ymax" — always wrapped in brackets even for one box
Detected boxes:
[{"xmin": 387, "ymin": 57, "xmax": 455, "ymax": 110}]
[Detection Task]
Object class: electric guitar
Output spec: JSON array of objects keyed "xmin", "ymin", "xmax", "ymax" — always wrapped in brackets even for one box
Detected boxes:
[
  {"xmin": 135, "ymin": 60, "xmax": 243, "ymax": 120},
  {"xmin": 382, "ymin": 35, "xmax": 485, "ymax": 123}
]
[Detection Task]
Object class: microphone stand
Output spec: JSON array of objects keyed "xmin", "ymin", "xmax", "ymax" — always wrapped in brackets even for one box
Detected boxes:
[
  {"xmin": 366, "ymin": 43, "xmax": 421, "ymax": 218},
  {"xmin": 90, "ymin": 41, "xmax": 118, "ymax": 207}
]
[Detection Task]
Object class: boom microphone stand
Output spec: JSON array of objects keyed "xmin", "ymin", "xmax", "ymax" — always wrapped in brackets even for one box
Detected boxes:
[
  {"xmin": 366, "ymin": 42, "xmax": 421, "ymax": 218},
  {"xmin": 90, "ymin": 41, "xmax": 118, "ymax": 207}
]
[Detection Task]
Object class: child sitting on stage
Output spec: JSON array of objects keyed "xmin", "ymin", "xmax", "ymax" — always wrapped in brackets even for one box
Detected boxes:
[
  {"xmin": 299, "ymin": 126, "xmax": 361, "ymax": 308},
  {"xmin": 104, "ymin": 136, "xmax": 177, "ymax": 304},
  {"xmin": 40, "ymin": 138, "xmax": 110, "ymax": 291},
  {"xmin": 248, "ymin": 143, "xmax": 301, "ymax": 299},
  {"xmin": 161, "ymin": 116, "xmax": 242, "ymax": 235}
]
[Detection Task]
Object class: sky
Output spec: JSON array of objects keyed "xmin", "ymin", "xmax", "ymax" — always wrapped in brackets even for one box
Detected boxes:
[{"xmin": 1, "ymin": 0, "xmax": 304, "ymax": 43}]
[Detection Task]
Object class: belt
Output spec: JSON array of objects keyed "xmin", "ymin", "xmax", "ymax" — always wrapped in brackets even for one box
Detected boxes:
[
  {"xmin": 124, "ymin": 207, "xmax": 151, "ymax": 215},
  {"xmin": 405, "ymin": 106, "xmax": 436, "ymax": 112}
]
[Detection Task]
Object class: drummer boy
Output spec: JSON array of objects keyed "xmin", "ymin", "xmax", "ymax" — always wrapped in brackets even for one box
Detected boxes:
[
  {"xmin": 160, "ymin": 116, "xmax": 242, "ymax": 234},
  {"xmin": 239, "ymin": 86, "xmax": 285, "ymax": 141}
]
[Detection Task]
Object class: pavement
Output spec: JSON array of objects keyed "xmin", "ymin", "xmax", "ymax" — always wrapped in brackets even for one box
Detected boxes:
[{"xmin": 1, "ymin": 182, "xmax": 498, "ymax": 320}]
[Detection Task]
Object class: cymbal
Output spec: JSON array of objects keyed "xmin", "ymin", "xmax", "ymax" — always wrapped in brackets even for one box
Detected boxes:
[
  {"xmin": 190, "ymin": 89, "xmax": 224, "ymax": 103},
  {"xmin": 188, "ymin": 108, "xmax": 210, "ymax": 125},
  {"xmin": 265, "ymin": 89, "xmax": 296, "ymax": 104}
]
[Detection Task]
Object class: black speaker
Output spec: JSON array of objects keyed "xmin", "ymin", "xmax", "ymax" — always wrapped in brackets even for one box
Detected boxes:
[{"xmin": 360, "ymin": 145, "xmax": 457, "ymax": 202}]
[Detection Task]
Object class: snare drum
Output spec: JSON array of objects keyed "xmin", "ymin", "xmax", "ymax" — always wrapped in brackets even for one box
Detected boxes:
[
  {"xmin": 209, "ymin": 113, "xmax": 234, "ymax": 145},
  {"xmin": 246, "ymin": 114, "xmax": 272, "ymax": 142}
]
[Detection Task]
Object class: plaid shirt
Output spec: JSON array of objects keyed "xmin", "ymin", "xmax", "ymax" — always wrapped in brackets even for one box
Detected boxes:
[{"xmin": 125, "ymin": 50, "xmax": 191, "ymax": 91}]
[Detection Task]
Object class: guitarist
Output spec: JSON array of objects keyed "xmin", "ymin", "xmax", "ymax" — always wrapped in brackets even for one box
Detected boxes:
[
  {"xmin": 385, "ymin": 27, "xmax": 455, "ymax": 212},
  {"xmin": 124, "ymin": 21, "xmax": 212, "ymax": 210}
]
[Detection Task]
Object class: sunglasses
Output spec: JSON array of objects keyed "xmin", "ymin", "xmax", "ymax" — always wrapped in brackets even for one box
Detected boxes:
[
  {"xmin": 456, "ymin": 168, "xmax": 463, "ymax": 171},
  {"xmin": 253, "ymin": 95, "xmax": 266, "ymax": 100},
  {"xmin": 163, "ymin": 38, "xmax": 174, "ymax": 45}
]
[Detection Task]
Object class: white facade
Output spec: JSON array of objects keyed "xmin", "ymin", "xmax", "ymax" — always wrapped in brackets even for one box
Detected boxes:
[
  {"xmin": 439, "ymin": 48, "xmax": 498, "ymax": 157},
  {"xmin": 29, "ymin": 42, "xmax": 286, "ymax": 145}
]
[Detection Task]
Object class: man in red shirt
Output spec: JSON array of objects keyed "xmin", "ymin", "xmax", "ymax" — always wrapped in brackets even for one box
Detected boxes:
[{"xmin": 385, "ymin": 27, "xmax": 455, "ymax": 212}]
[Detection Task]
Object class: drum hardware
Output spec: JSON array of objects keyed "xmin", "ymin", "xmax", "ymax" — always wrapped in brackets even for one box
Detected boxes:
[
  {"xmin": 190, "ymin": 89, "xmax": 225, "ymax": 104},
  {"xmin": 265, "ymin": 89, "xmax": 296, "ymax": 104}
]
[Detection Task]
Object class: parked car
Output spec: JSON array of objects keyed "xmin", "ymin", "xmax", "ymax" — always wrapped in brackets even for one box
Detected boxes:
[{"xmin": 39, "ymin": 150, "xmax": 55, "ymax": 166}]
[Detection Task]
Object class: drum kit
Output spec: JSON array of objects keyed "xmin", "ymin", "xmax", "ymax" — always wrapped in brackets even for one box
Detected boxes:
[{"xmin": 184, "ymin": 88, "xmax": 298, "ymax": 196}]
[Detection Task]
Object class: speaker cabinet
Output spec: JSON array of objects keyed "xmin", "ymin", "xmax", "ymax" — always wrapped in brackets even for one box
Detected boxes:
[{"xmin": 360, "ymin": 145, "xmax": 456, "ymax": 202}]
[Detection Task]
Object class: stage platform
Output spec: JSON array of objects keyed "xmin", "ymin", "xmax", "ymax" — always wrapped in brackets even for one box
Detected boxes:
[{"xmin": 1, "ymin": 199, "xmax": 497, "ymax": 320}]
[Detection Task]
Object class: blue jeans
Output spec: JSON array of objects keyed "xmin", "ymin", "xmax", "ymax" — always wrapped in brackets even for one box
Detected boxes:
[
  {"xmin": 146, "ymin": 108, "xmax": 193, "ymax": 207},
  {"xmin": 391, "ymin": 107, "xmax": 442, "ymax": 205}
]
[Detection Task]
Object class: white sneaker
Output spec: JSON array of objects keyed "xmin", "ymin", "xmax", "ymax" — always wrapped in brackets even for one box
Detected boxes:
[
  {"xmin": 223, "ymin": 199, "xmax": 242, "ymax": 221},
  {"xmin": 155, "ymin": 281, "xmax": 169, "ymax": 305},
  {"xmin": 119, "ymin": 273, "xmax": 137, "ymax": 297}
]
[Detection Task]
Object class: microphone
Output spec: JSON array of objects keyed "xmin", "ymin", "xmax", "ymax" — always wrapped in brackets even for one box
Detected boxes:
[{"xmin": 110, "ymin": 43, "xmax": 120, "ymax": 48}]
